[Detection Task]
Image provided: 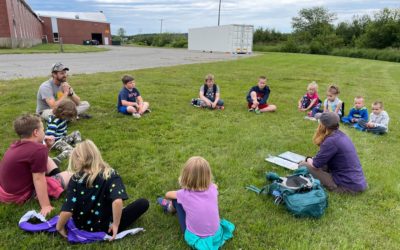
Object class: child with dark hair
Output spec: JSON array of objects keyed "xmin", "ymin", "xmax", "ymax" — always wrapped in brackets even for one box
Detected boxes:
[
  {"xmin": 117, "ymin": 75, "xmax": 150, "ymax": 118},
  {"xmin": 46, "ymin": 99, "xmax": 82, "ymax": 165},
  {"xmin": 0, "ymin": 114, "xmax": 72, "ymax": 216}
]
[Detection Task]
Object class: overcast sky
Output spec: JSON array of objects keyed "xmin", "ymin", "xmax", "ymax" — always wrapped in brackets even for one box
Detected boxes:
[{"xmin": 27, "ymin": 0, "xmax": 399, "ymax": 35}]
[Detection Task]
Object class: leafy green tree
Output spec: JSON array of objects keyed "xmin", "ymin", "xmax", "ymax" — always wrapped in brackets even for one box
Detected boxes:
[
  {"xmin": 292, "ymin": 6, "xmax": 336, "ymax": 40},
  {"xmin": 357, "ymin": 8, "xmax": 400, "ymax": 48}
]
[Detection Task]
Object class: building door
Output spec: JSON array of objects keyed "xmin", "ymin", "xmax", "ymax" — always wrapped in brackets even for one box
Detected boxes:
[{"xmin": 91, "ymin": 33, "xmax": 103, "ymax": 45}]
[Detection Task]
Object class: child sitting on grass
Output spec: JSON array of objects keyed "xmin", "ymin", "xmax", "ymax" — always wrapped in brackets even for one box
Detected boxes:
[
  {"xmin": 355, "ymin": 101, "xmax": 389, "ymax": 134},
  {"xmin": 298, "ymin": 81, "xmax": 321, "ymax": 118},
  {"xmin": 117, "ymin": 75, "xmax": 150, "ymax": 118},
  {"xmin": 46, "ymin": 99, "xmax": 82, "ymax": 166},
  {"xmin": 191, "ymin": 74, "xmax": 224, "ymax": 110},
  {"xmin": 341, "ymin": 96, "xmax": 368, "ymax": 125},
  {"xmin": 56, "ymin": 140, "xmax": 149, "ymax": 240},
  {"xmin": 314, "ymin": 85, "xmax": 343, "ymax": 120},
  {"xmin": 0, "ymin": 114, "xmax": 72, "ymax": 216},
  {"xmin": 157, "ymin": 156, "xmax": 235, "ymax": 249},
  {"xmin": 246, "ymin": 76, "xmax": 277, "ymax": 113}
]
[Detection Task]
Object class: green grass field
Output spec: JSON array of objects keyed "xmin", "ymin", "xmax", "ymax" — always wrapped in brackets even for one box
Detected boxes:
[
  {"xmin": 0, "ymin": 53, "xmax": 399, "ymax": 249},
  {"xmin": 0, "ymin": 44, "xmax": 108, "ymax": 54}
]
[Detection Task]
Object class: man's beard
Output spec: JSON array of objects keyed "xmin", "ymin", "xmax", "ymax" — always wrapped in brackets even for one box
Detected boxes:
[{"xmin": 57, "ymin": 76, "xmax": 67, "ymax": 83}]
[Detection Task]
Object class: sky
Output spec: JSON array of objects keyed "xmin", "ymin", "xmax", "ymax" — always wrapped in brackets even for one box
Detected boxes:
[{"xmin": 26, "ymin": 0, "xmax": 399, "ymax": 35}]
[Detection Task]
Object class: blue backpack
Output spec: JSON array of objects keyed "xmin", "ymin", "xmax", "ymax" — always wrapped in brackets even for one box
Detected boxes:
[{"xmin": 247, "ymin": 166, "xmax": 328, "ymax": 218}]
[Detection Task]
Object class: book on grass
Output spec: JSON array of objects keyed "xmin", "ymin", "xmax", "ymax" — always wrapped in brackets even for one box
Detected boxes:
[{"xmin": 265, "ymin": 151, "xmax": 306, "ymax": 170}]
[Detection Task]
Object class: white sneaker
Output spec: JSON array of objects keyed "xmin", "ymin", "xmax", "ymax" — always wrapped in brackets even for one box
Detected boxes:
[
  {"xmin": 304, "ymin": 116, "xmax": 316, "ymax": 121},
  {"xmin": 132, "ymin": 113, "xmax": 141, "ymax": 118}
]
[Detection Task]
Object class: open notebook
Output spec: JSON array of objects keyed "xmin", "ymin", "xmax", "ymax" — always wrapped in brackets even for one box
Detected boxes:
[{"xmin": 265, "ymin": 151, "xmax": 306, "ymax": 170}]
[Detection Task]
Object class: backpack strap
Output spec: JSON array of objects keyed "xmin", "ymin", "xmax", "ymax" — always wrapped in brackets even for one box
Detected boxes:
[{"xmin": 203, "ymin": 84, "xmax": 208, "ymax": 96}]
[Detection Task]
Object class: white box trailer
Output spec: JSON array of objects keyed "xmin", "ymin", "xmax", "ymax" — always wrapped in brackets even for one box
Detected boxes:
[{"xmin": 188, "ymin": 24, "xmax": 253, "ymax": 54}]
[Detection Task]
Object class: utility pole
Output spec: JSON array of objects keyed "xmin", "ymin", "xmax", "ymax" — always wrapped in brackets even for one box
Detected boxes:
[
  {"xmin": 159, "ymin": 19, "xmax": 163, "ymax": 33},
  {"xmin": 218, "ymin": 0, "xmax": 222, "ymax": 26}
]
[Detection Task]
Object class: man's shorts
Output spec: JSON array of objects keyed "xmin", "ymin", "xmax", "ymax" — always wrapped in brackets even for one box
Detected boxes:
[{"xmin": 248, "ymin": 102, "xmax": 269, "ymax": 109}]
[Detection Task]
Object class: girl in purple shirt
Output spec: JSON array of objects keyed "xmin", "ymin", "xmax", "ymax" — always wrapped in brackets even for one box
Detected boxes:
[{"xmin": 157, "ymin": 156, "xmax": 235, "ymax": 249}]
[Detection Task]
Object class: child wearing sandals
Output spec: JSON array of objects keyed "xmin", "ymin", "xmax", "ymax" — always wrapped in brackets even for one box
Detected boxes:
[
  {"xmin": 56, "ymin": 140, "xmax": 149, "ymax": 240},
  {"xmin": 298, "ymin": 81, "xmax": 321, "ymax": 118},
  {"xmin": 157, "ymin": 156, "xmax": 235, "ymax": 249}
]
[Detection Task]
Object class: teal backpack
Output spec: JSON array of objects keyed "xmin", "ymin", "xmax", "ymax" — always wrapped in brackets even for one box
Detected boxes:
[{"xmin": 247, "ymin": 166, "xmax": 328, "ymax": 218}]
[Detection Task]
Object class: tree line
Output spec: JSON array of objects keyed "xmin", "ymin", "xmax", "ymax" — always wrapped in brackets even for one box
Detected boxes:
[{"xmin": 254, "ymin": 7, "xmax": 400, "ymax": 61}]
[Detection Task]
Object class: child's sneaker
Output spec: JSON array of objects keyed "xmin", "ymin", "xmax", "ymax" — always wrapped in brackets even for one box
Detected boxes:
[
  {"xmin": 304, "ymin": 116, "xmax": 317, "ymax": 121},
  {"xmin": 248, "ymin": 108, "xmax": 254, "ymax": 112},
  {"xmin": 353, "ymin": 123, "xmax": 366, "ymax": 131},
  {"xmin": 144, "ymin": 109, "xmax": 151, "ymax": 113},
  {"xmin": 254, "ymin": 108, "xmax": 261, "ymax": 114},
  {"xmin": 157, "ymin": 198, "xmax": 176, "ymax": 213},
  {"xmin": 217, "ymin": 106, "xmax": 225, "ymax": 110},
  {"xmin": 191, "ymin": 98, "xmax": 200, "ymax": 107},
  {"xmin": 132, "ymin": 113, "xmax": 141, "ymax": 118}
]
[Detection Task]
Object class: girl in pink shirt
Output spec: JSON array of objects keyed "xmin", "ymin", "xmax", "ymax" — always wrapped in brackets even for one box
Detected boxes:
[{"xmin": 157, "ymin": 156, "xmax": 235, "ymax": 249}]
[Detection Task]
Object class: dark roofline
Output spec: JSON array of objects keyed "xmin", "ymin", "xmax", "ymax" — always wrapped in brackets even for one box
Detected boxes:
[{"xmin": 20, "ymin": 0, "xmax": 43, "ymax": 23}]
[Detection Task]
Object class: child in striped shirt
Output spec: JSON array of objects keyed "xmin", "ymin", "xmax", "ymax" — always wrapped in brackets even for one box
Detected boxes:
[{"xmin": 45, "ymin": 99, "xmax": 82, "ymax": 165}]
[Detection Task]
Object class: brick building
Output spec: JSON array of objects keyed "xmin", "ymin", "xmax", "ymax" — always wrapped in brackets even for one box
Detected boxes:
[
  {"xmin": 0, "ymin": 0, "xmax": 112, "ymax": 48},
  {"xmin": 38, "ymin": 11, "xmax": 111, "ymax": 45},
  {"xmin": 0, "ymin": 0, "xmax": 43, "ymax": 48}
]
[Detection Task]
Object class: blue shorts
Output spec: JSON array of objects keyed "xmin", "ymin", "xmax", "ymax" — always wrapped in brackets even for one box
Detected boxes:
[{"xmin": 118, "ymin": 106, "xmax": 130, "ymax": 115}]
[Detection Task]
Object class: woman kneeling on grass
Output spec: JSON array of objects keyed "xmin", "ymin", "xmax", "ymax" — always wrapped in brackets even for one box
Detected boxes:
[
  {"xmin": 299, "ymin": 112, "xmax": 367, "ymax": 194},
  {"xmin": 56, "ymin": 140, "xmax": 149, "ymax": 240}
]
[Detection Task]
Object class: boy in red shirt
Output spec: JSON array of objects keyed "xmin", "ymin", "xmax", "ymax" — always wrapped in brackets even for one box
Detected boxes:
[{"xmin": 0, "ymin": 114, "xmax": 72, "ymax": 216}]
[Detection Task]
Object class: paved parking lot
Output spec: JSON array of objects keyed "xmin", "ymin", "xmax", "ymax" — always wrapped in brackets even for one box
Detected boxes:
[{"xmin": 0, "ymin": 46, "xmax": 253, "ymax": 80}]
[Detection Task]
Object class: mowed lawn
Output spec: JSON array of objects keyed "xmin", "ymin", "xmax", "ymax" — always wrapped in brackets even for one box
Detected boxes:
[{"xmin": 0, "ymin": 53, "xmax": 399, "ymax": 249}]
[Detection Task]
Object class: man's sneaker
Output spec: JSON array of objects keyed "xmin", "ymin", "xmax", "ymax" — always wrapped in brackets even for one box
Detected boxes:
[
  {"xmin": 132, "ymin": 113, "xmax": 141, "ymax": 118},
  {"xmin": 156, "ymin": 198, "xmax": 176, "ymax": 213},
  {"xmin": 217, "ymin": 106, "xmax": 225, "ymax": 110},
  {"xmin": 191, "ymin": 99, "xmax": 201, "ymax": 107}
]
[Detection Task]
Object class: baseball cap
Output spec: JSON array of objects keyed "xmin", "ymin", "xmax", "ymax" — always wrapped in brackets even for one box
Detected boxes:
[
  {"xmin": 51, "ymin": 62, "xmax": 69, "ymax": 72},
  {"xmin": 319, "ymin": 112, "xmax": 340, "ymax": 129}
]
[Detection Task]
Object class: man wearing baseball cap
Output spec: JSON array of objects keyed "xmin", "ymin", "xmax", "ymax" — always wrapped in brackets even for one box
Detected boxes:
[
  {"xmin": 299, "ymin": 112, "xmax": 367, "ymax": 194},
  {"xmin": 36, "ymin": 62, "xmax": 90, "ymax": 120}
]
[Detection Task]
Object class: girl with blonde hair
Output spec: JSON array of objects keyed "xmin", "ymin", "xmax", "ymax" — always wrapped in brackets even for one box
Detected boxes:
[
  {"xmin": 56, "ymin": 140, "xmax": 149, "ymax": 241},
  {"xmin": 299, "ymin": 113, "xmax": 367, "ymax": 194},
  {"xmin": 157, "ymin": 156, "xmax": 235, "ymax": 249}
]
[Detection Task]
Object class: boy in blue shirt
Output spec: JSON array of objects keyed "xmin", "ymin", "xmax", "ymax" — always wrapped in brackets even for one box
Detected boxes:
[
  {"xmin": 341, "ymin": 96, "xmax": 368, "ymax": 125},
  {"xmin": 246, "ymin": 76, "xmax": 277, "ymax": 113},
  {"xmin": 117, "ymin": 75, "xmax": 150, "ymax": 118}
]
